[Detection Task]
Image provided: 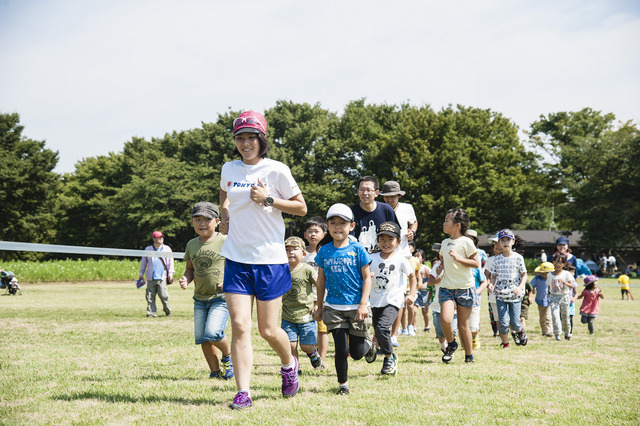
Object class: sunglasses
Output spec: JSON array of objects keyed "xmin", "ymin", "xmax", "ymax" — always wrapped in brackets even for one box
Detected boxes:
[{"xmin": 233, "ymin": 117, "xmax": 262, "ymax": 129}]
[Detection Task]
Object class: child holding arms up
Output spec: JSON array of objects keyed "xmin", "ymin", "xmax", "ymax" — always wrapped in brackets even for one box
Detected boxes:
[
  {"xmin": 548, "ymin": 253, "xmax": 577, "ymax": 340},
  {"xmin": 488, "ymin": 229, "xmax": 528, "ymax": 348},
  {"xmin": 438, "ymin": 208, "xmax": 480, "ymax": 363},
  {"xmin": 314, "ymin": 203, "xmax": 376, "ymax": 395},
  {"xmin": 302, "ymin": 217, "xmax": 329, "ymax": 366},
  {"xmin": 369, "ymin": 222, "xmax": 417, "ymax": 375},
  {"xmin": 179, "ymin": 202, "xmax": 234, "ymax": 380},
  {"xmin": 281, "ymin": 237, "xmax": 324, "ymax": 372},
  {"xmin": 577, "ymin": 275, "xmax": 604, "ymax": 334}
]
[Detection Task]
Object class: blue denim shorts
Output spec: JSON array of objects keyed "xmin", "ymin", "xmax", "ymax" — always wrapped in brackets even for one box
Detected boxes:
[
  {"xmin": 281, "ymin": 318, "xmax": 318, "ymax": 346},
  {"xmin": 415, "ymin": 289, "xmax": 430, "ymax": 308},
  {"xmin": 439, "ymin": 287, "xmax": 475, "ymax": 308},
  {"xmin": 193, "ymin": 296, "xmax": 229, "ymax": 345},
  {"xmin": 223, "ymin": 259, "xmax": 292, "ymax": 301},
  {"xmin": 433, "ymin": 311, "xmax": 457, "ymax": 339}
]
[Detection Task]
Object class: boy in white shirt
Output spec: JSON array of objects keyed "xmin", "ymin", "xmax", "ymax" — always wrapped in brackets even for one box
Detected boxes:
[{"xmin": 369, "ymin": 222, "xmax": 417, "ymax": 375}]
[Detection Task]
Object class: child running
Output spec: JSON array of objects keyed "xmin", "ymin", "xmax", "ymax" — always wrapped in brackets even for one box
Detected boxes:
[
  {"xmin": 281, "ymin": 236, "xmax": 324, "ymax": 372},
  {"xmin": 438, "ymin": 208, "xmax": 480, "ymax": 363},
  {"xmin": 530, "ymin": 262, "xmax": 554, "ymax": 337},
  {"xmin": 369, "ymin": 222, "xmax": 417, "ymax": 375},
  {"xmin": 577, "ymin": 275, "xmax": 604, "ymax": 334},
  {"xmin": 314, "ymin": 203, "xmax": 376, "ymax": 395},
  {"xmin": 547, "ymin": 253, "xmax": 577, "ymax": 340},
  {"xmin": 302, "ymin": 216, "xmax": 329, "ymax": 366},
  {"xmin": 178, "ymin": 202, "xmax": 234, "ymax": 380},
  {"xmin": 489, "ymin": 229, "xmax": 528, "ymax": 348}
]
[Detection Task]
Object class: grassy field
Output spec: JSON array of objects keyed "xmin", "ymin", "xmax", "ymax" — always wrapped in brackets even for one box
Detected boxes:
[{"xmin": 1, "ymin": 278, "xmax": 639, "ymax": 425}]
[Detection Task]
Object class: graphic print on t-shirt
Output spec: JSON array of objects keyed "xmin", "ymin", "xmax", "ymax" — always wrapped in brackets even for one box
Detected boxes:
[{"xmin": 373, "ymin": 261, "xmax": 395, "ymax": 295}]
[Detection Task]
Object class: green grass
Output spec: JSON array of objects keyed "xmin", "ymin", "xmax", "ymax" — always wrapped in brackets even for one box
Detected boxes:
[
  {"xmin": 1, "ymin": 278, "xmax": 639, "ymax": 424},
  {"xmin": 1, "ymin": 259, "xmax": 186, "ymax": 283}
]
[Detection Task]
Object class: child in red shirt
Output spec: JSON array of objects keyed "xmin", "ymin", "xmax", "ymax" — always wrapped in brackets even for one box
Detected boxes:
[{"xmin": 577, "ymin": 275, "xmax": 604, "ymax": 335}]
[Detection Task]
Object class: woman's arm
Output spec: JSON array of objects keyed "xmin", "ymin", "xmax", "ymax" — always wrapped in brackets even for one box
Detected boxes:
[
  {"xmin": 249, "ymin": 180, "xmax": 307, "ymax": 216},
  {"xmin": 219, "ymin": 189, "xmax": 229, "ymax": 235}
]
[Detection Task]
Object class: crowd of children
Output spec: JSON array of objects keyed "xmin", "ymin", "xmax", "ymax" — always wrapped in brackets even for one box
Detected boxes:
[
  {"xmin": 175, "ymin": 197, "xmax": 619, "ymax": 407},
  {"xmin": 168, "ymin": 104, "xmax": 618, "ymax": 411}
]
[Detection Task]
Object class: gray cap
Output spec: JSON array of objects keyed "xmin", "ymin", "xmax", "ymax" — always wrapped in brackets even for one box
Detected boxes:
[
  {"xmin": 192, "ymin": 202, "xmax": 219, "ymax": 219},
  {"xmin": 380, "ymin": 181, "xmax": 405, "ymax": 196}
]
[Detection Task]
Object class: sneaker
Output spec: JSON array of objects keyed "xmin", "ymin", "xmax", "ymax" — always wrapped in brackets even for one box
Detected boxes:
[
  {"xmin": 442, "ymin": 340, "xmax": 458, "ymax": 363},
  {"xmin": 555, "ymin": 335, "xmax": 561, "ymax": 341},
  {"xmin": 407, "ymin": 325, "xmax": 416, "ymax": 336},
  {"xmin": 209, "ymin": 371, "xmax": 222, "ymax": 379},
  {"xmin": 336, "ymin": 386, "xmax": 350, "ymax": 395},
  {"xmin": 512, "ymin": 331, "xmax": 521, "ymax": 346},
  {"xmin": 424, "ymin": 327, "xmax": 431, "ymax": 332},
  {"xmin": 565, "ymin": 335, "xmax": 571, "ymax": 341},
  {"xmin": 493, "ymin": 332, "xmax": 499, "ymax": 338},
  {"xmin": 472, "ymin": 337, "xmax": 480, "ymax": 350},
  {"xmin": 391, "ymin": 336, "xmax": 399, "ymax": 347},
  {"xmin": 365, "ymin": 339, "xmax": 377, "ymax": 363},
  {"xmin": 221, "ymin": 355, "xmax": 234, "ymax": 380},
  {"xmin": 465, "ymin": 354, "xmax": 475, "ymax": 363},
  {"xmin": 308, "ymin": 350, "xmax": 323, "ymax": 369},
  {"xmin": 501, "ymin": 342, "xmax": 510, "ymax": 349},
  {"xmin": 518, "ymin": 330, "xmax": 528, "ymax": 346},
  {"xmin": 281, "ymin": 357, "xmax": 299, "ymax": 398},
  {"xmin": 400, "ymin": 329, "xmax": 408, "ymax": 336},
  {"xmin": 381, "ymin": 354, "xmax": 398, "ymax": 375},
  {"xmin": 229, "ymin": 391, "xmax": 252, "ymax": 410}
]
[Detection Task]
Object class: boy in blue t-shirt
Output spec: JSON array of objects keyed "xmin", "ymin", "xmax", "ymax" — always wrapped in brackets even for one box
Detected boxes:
[{"xmin": 314, "ymin": 203, "xmax": 376, "ymax": 395}]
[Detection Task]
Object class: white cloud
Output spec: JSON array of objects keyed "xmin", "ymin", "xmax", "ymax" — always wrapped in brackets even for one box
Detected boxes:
[{"xmin": 1, "ymin": 0, "xmax": 638, "ymax": 172}]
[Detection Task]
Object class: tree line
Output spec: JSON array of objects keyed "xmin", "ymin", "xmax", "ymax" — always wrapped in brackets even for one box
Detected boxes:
[{"xmin": 1, "ymin": 100, "xmax": 638, "ymax": 260}]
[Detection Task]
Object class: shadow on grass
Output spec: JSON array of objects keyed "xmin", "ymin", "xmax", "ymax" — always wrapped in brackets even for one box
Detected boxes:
[
  {"xmin": 53, "ymin": 391, "xmax": 221, "ymax": 405},
  {"xmin": 54, "ymin": 390, "xmax": 275, "ymax": 406}
]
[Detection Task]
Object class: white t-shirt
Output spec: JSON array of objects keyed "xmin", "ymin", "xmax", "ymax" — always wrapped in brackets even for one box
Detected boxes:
[
  {"xmin": 393, "ymin": 202, "xmax": 417, "ymax": 258},
  {"xmin": 547, "ymin": 270, "xmax": 576, "ymax": 296},
  {"xmin": 489, "ymin": 252, "xmax": 527, "ymax": 303},
  {"xmin": 370, "ymin": 252, "xmax": 413, "ymax": 308},
  {"xmin": 220, "ymin": 158, "xmax": 301, "ymax": 264},
  {"xmin": 428, "ymin": 263, "xmax": 444, "ymax": 313},
  {"xmin": 484, "ymin": 255, "xmax": 497, "ymax": 303}
]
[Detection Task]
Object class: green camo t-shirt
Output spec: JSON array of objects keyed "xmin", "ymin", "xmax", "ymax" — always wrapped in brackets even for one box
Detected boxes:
[
  {"xmin": 282, "ymin": 263, "xmax": 316, "ymax": 324},
  {"xmin": 183, "ymin": 234, "xmax": 226, "ymax": 301}
]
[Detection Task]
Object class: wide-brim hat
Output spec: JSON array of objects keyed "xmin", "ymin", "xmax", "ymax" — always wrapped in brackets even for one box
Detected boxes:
[
  {"xmin": 535, "ymin": 262, "xmax": 555, "ymax": 273},
  {"xmin": 380, "ymin": 181, "xmax": 405, "ymax": 196},
  {"xmin": 583, "ymin": 275, "xmax": 598, "ymax": 286}
]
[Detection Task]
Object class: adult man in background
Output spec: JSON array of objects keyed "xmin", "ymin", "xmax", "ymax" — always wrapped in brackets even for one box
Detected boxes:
[{"xmin": 139, "ymin": 231, "xmax": 173, "ymax": 317}]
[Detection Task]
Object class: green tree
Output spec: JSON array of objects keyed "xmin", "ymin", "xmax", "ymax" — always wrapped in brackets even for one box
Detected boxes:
[
  {"xmin": 532, "ymin": 110, "xmax": 640, "ymax": 248},
  {"xmin": 0, "ymin": 113, "xmax": 61, "ymax": 259}
]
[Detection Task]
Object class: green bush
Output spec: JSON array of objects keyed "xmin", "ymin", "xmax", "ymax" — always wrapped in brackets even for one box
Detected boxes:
[{"xmin": 2, "ymin": 259, "xmax": 186, "ymax": 282}]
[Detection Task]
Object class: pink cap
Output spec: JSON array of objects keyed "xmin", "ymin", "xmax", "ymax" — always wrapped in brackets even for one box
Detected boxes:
[
  {"xmin": 233, "ymin": 110, "xmax": 267, "ymax": 136},
  {"xmin": 152, "ymin": 231, "xmax": 164, "ymax": 238}
]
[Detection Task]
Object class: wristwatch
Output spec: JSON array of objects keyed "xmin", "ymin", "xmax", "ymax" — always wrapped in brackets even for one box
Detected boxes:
[{"xmin": 264, "ymin": 196, "xmax": 274, "ymax": 207}]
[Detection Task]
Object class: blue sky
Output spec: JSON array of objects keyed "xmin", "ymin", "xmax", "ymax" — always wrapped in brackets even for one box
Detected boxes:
[{"xmin": 1, "ymin": 0, "xmax": 639, "ymax": 173}]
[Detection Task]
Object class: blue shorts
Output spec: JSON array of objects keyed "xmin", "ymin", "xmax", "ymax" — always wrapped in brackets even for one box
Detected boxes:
[
  {"xmin": 193, "ymin": 296, "xmax": 229, "ymax": 345},
  {"xmin": 223, "ymin": 259, "xmax": 292, "ymax": 301},
  {"xmin": 281, "ymin": 319, "xmax": 318, "ymax": 346},
  {"xmin": 439, "ymin": 287, "xmax": 475, "ymax": 309},
  {"xmin": 415, "ymin": 289, "xmax": 430, "ymax": 308},
  {"xmin": 433, "ymin": 311, "xmax": 457, "ymax": 339}
]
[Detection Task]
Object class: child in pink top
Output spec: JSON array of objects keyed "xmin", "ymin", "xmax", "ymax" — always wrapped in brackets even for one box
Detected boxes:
[{"xmin": 577, "ymin": 275, "xmax": 604, "ymax": 335}]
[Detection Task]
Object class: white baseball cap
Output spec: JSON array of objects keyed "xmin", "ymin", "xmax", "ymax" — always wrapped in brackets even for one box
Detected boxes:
[{"xmin": 326, "ymin": 203, "xmax": 354, "ymax": 222}]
